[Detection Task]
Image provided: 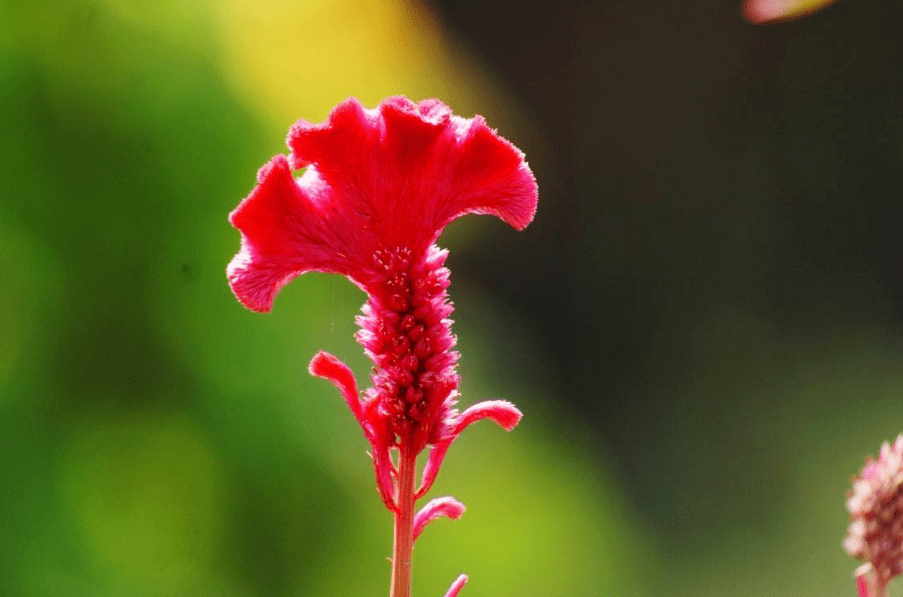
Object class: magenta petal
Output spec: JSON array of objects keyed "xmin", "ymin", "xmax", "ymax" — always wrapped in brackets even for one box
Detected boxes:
[
  {"xmin": 416, "ymin": 442, "xmax": 451, "ymax": 499},
  {"xmin": 287, "ymin": 98, "xmax": 373, "ymax": 171},
  {"xmin": 442, "ymin": 114, "xmax": 537, "ymax": 231},
  {"xmin": 310, "ymin": 351, "xmax": 397, "ymax": 511},
  {"xmin": 285, "ymin": 97, "xmax": 538, "ymax": 261},
  {"xmin": 856, "ymin": 574, "xmax": 869, "ymax": 597},
  {"xmin": 443, "ymin": 574, "xmax": 468, "ymax": 597},
  {"xmin": 228, "ymin": 155, "xmax": 370, "ymax": 311},
  {"xmin": 413, "ymin": 496, "xmax": 466, "ymax": 541},
  {"xmin": 452, "ymin": 400, "xmax": 523, "ymax": 434},
  {"xmin": 417, "ymin": 400, "xmax": 522, "ymax": 498},
  {"xmin": 372, "ymin": 443, "xmax": 398, "ymax": 513},
  {"xmin": 308, "ymin": 351, "xmax": 365, "ymax": 431}
]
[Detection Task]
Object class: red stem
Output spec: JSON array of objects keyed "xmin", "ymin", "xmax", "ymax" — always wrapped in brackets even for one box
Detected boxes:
[{"xmin": 391, "ymin": 446, "xmax": 417, "ymax": 597}]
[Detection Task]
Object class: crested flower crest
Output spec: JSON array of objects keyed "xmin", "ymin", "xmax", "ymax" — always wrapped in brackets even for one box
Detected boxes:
[{"xmin": 228, "ymin": 96, "xmax": 537, "ymax": 312}]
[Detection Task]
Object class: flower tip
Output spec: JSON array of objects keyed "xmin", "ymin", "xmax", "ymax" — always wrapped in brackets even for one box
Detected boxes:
[
  {"xmin": 451, "ymin": 400, "xmax": 523, "ymax": 438},
  {"xmin": 381, "ymin": 95, "xmax": 451, "ymax": 128},
  {"xmin": 226, "ymin": 251, "xmax": 277, "ymax": 313},
  {"xmin": 413, "ymin": 496, "xmax": 466, "ymax": 541},
  {"xmin": 506, "ymin": 166, "xmax": 539, "ymax": 232},
  {"xmin": 308, "ymin": 350, "xmax": 338, "ymax": 377},
  {"xmin": 307, "ymin": 351, "xmax": 366, "ymax": 425},
  {"xmin": 475, "ymin": 400, "xmax": 524, "ymax": 431},
  {"xmin": 308, "ymin": 351, "xmax": 360, "ymax": 403},
  {"xmin": 284, "ymin": 119, "xmax": 313, "ymax": 169},
  {"xmin": 226, "ymin": 153, "xmax": 308, "ymax": 313},
  {"xmin": 455, "ymin": 117, "xmax": 539, "ymax": 232},
  {"xmin": 443, "ymin": 574, "xmax": 468, "ymax": 597},
  {"xmin": 495, "ymin": 401, "xmax": 523, "ymax": 431},
  {"xmin": 287, "ymin": 97, "xmax": 370, "ymax": 171}
]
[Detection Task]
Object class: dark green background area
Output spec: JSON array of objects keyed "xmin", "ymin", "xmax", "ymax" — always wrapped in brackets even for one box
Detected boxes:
[
  {"xmin": 2, "ymin": 0, "xmax": 902, "ymax": 595},
  {"xmin": 441, "ymin": 0, "xmax": 903, "ymax": 590}
]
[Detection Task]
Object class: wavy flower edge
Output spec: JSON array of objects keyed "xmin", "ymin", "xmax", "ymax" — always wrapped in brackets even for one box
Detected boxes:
[{"xmin": 227, "ymin": 96, "xmax": 537, "ymax": 313}]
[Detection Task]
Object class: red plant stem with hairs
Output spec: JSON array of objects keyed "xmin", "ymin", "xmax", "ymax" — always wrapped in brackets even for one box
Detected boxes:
[{"xmin": 391, "ymin": 448, "xmax": 417, "ymax": 597}]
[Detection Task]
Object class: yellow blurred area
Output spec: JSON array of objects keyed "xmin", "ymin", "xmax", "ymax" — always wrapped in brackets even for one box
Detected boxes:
[
  {"xmin": 87, "ymin": 0, "xmax": 515, "ymax": 140},
  {"xmin": 209, "ymin": 0, "xmax": 527, "ymax": 132},
  {"xmin": 86, "ymin": 0, "xmax": 542, "ymax": 180}
]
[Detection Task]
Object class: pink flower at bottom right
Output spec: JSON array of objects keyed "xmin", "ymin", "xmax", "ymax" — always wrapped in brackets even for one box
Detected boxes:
[{"xmin": 845, "ymin": 434, "xmax": 903, "ymax": 597}]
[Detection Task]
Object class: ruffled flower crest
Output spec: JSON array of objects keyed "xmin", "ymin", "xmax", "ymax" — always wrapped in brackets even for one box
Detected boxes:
[
  {"xmin": 228, "ymin": 96, "xmax": 536, "ymax": 309},
  {"xmin": 227, "ymin": 97, "xmax": 537, "ymax": 527}
]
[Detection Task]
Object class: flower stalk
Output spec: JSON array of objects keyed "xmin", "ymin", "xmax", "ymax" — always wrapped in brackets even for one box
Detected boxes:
[{"xmin": 392, "ymin": 447, "xmax": 417, "ymax": 597}]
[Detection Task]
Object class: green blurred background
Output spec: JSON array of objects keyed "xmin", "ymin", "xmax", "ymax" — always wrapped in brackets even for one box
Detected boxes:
[{"xmin": 2, "ymin": 0, "xmax": 902, "ymax": 595}]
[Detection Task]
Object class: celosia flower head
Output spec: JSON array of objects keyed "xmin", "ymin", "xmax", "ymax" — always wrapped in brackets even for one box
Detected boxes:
[
  {"xmin": 228, "ymin": 97, "xmax": 537, "ymax": 511},
  {"xmin": 228, "ymin": 96, "xmax": 536, "ymax": 310},
  {"xmin": 844, "ymin": 434, "xmax": 903, "ymax": 597}
]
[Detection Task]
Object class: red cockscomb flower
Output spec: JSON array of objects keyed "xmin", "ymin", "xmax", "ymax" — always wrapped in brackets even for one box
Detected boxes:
[{"xmin": 227, "ymin": 96, "xmax": 537, "ymax": 597}]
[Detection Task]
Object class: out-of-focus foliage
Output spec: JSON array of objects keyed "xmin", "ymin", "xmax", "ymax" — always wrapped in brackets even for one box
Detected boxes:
[
  {"xmin": 5, "ymin": 0, "xmax": 903, "ymax": 596},
  {"xmin": 0, "ymin": 1, "xmax": 643, "ymax": 596}
]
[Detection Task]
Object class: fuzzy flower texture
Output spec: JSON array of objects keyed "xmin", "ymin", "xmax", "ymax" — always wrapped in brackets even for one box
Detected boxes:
[
  {"xmin": 228, "ymin": 97, "xmax": 537, "ymax": 596},
  {"xmin": 845, "ymin": 434, "xmax": 903, "ymax": 597}
]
